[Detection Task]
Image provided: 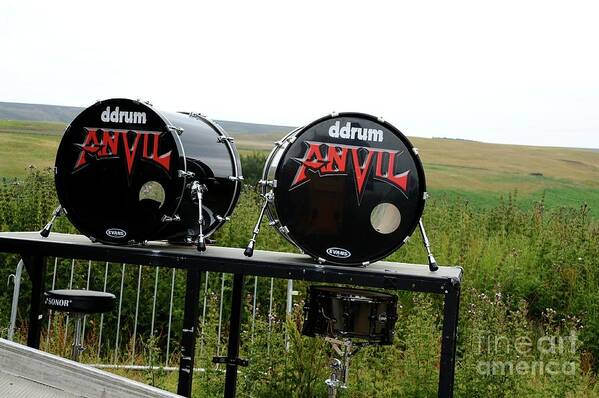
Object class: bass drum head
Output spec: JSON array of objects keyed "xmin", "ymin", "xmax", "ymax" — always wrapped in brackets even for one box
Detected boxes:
[
  {"xmin": 274, "ymin": 113, "xmax": 425, "ymax": 265},
  {"xmin": 55, "ymin": 98, "xmax": 186, "ymax": 244}
]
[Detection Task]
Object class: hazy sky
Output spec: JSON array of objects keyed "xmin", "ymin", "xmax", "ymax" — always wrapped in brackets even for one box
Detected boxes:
[{"xmin": 1, "ymin": 0, "xmax": 598, "ymax": 148}]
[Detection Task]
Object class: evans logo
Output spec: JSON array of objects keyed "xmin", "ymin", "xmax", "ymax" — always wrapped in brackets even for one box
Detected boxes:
[
  {"xmin": 326, "ymin": 247, "xmax": 351, "ymax": 259},
  {"xmin": 106, "ymin": 228, "xmax": 127, "ymax": 239},
  {"xmin": 101, "ymin": 106, "xmax": 147, "ymax": 124},
  {"xmin": 328, "ymin": 121, "xmax": 383, "ymax": 143}
]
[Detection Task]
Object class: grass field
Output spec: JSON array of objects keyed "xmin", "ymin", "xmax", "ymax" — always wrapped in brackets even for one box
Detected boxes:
[{"xmin": 1, "ymin": 119, "xmax": 598, "ymax": 216}]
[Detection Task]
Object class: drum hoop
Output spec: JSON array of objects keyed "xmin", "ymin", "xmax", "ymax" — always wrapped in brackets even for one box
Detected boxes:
[{"xmin": 271, "ymin": 112, "xmax": 427, "ymax": 265}]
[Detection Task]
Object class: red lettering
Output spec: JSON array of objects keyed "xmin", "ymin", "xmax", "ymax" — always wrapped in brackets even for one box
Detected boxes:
[
  {"xmin": 74, "ymin": 129, "xmax": 101, "ymax": 168},
  {"xmin": 122, "ymin": 131, "xmax": 142, "ymax": 175},
  {"xmin": 291, "ymin": 142, "xmax": 326, "ymax": 186},
  {"xmin": 350, "ymin": 147, "xmax": 375, "ymax": 196},
  {"xmin": 321, "ymin": 145, "xmax": 348, "ymax": 174}
]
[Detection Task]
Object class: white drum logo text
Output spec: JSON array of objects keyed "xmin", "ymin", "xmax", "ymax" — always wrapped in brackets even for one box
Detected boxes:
[
  {"xmin": 328, "ymin": 121, "xmax": 383, "ymax": 143},
  {"xmin": 101, "ymin": 106, "xmax": 147, "ymax": 124}
]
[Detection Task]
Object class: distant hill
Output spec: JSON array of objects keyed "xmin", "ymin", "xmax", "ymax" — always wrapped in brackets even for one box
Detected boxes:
[{"xmin": 0, "ymin": 101, "xmax": 295, "ymax": 135}]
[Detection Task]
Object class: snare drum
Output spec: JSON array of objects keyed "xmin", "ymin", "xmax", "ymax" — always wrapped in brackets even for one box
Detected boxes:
[
  {"xmin": 54, "ymin": 98, "xmax": 242, "ymax": 245},
  {"xmin": 257, "ymin": 113, "xmax": 426, "ymax": 265},
  {"xmin": 302, "ymin": 286, "xmax": 398, "ymax": 345}
]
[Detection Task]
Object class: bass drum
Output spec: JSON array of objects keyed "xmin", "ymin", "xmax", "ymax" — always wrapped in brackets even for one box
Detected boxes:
[
  {"xmin": 260, "ymin": 113, "xmax": 426, "ymax": 265},
  {"xmin": 54, "ymin": 98, "xmax": 242, "ymax": 245}
]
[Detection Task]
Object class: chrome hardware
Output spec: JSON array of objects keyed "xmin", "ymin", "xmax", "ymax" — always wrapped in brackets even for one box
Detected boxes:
[
  {"xmin": 244, "ymin": 192, "xmax": 271, "ymax": 257},
  {"xmin": 178, "ymin": 170, "xmax": 195, "ymax": 178},
  {"xmin": 188, "ymin": 112, "xmax": 206, "ymax": 119},
  {"xmin": 228, "ymin": 176, "xmax": 244, "ymax": 181},
  {"xmin": 217, "ymin": 136, "xmax": 235, "ymax": 143},
  {"xmin": 403, "ymin": 236, "xmax": 411, "ymax": 244},
  {"xmin": 423, "ymin": 192, "xmax": 430, "ymax": 200},
  {"xmin": 161, "ymin": 215, "xmax": 181, "ymax": 223},
  {"xmin": 413, "ymin": 147, "xmax": 420, "ymax": 156},
  {"xmin": 258, "ymin": 179, "xmax": 277, "ymax": 188},
  {"xmin": 278, "ymin": 225, "xmax": 289, "ymax": 234},
  {"xmin": 288, "ymin": 135, "xmax": 297, "ymax": 143},
  {"xmin": 40, "ymin": 205, "xmax": 64, "ymax": 238},
  {"xmin": 216, "ymin": 215, "xmax": 231, "ymax": 222},
  {"xmin": 377, "ymin": 116, "xmax": 385, "ymax": 123},
  {"xmin": 361, "ymin": 261, "xmax": 370, "ymax": 267},
  {"xmin": 191, "ymin": 181, "xmax": 208, "ymax": 252},
  {"xmin": 168, "ymin": 125, "xmax": 184, "ymax": 135},
  {"xmin": 418, "ymin": 218, "xmax": 438, "ymax": 272},
  {"xmin": 317, "ymin": 257, "xmax": 326, "ymax": 265},
  {"xmin": 331, "ymin": 111, "xmax": 339, "ymax": 117},
  {"xmin": 268, "ymin": 219, "xmax": 279, "ymax": 226}
]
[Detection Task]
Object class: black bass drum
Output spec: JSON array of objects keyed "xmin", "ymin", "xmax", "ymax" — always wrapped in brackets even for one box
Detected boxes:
[
  {"xmin": 259, "ymin": 113, "xmax": 426, "ymax": 265},
  {"xmin": 54, "ymin": 98, "xmax": 242, "ymax": 245}
]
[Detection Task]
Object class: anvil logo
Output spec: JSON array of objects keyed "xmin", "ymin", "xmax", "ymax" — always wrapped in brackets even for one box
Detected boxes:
[
  {"xmin": 73, "ymin": 128, "xmax": 172, "ymax": 176},
  {"xmin": 290, "ymin": 141, "xmax": 410, "ymax": 202}
]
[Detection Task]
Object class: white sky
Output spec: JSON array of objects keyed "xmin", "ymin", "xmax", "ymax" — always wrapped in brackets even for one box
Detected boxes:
[{"xmin": 1, "ymin": 0, "xmax": 598, "ymax": 149}]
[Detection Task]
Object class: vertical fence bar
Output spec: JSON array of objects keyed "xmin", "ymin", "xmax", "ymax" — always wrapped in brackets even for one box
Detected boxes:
[
  {"xmin": 251, "ymin": 276, "xmax": 258, "ymax": 340},
  {"xmin": 199, "ymin": 271, "xmax": 209, "ymax": 357},
  {"xmin": 267, "ymin": 277, "xmax": 274, "ymax": 355},
  {"xmin": 285, "ymin": 279, "xmax": 293, "ymax": 350},
  {"xmin": 8, "ymin": 259, "xmax": 25, "ymax": 342},
  {"xmin": 131, "ymin": 265, "xmax": 142, "ymax": 361},
  {"xmin": 113, "ymin": 263, "xmax": 126, "ymax": 363},
  {"xmin": 97, "ymin": 262, "xmax": 109, "ymax": 360},
  {"xmin": 44, "ymin": 257, "xmax": 58, "ymax": 346},
  {"xmin": 64, "ymin": 259, "xmax": 75, "ymax": 345},
  {"xmin": 216, "ymin": 273, "xmax": 225, "ymax": 358},
  {"xmin": 81, "ymin": 260, "xmax": 92, "ymax": 342},
  {"xmin": 149, "ymin": 266, "xmax": 159, "ymax": 365},
  {"xmin": 165, "ymin": 268, "xmax": 176, "ymax": 366}
]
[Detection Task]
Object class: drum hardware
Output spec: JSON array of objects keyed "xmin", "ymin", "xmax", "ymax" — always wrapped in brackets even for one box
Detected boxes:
[
  {"xmin": 217, "ymin": 136, "xmax": 235, "ymax": 143},
  {"xmin": 168, "ymin": 125, "xmax": 185, "ymax": 135},
  {"xmin": 178, "ymin": 170, "xmax": 196, "ymax": 178},
  {"xmin": 244, "ymin": 190, "xmax": 273, "ymax": 257},
  {"xmin": 191, "ymin": 181, "xmax": 208, "ymax": 252},
  {"xmin": 40, "ymin": 205, "xmax": 65, "ymax": 238},
  {"xmin": 323, "ymin": 337, "xmax": 360, "ymax": 398},
  {"xmin": 418, "ymin": 218, "xmax": 438, "ymax": 272},
  {"xmin": 161, "ymin": 215, "xmax": 181, "ymax": 223}
]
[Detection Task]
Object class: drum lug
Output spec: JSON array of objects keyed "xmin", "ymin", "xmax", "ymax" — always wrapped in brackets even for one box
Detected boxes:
[
  {"xmin": 228, "ymin": 176, "xmax": 245, "ymax": 181},
  {"xmin": 377, "ymin": 116, "xmax": 385, "ymax": 123},
  {"xmin": 135, "ymin": 98, "xmax": 153, "ymax": 107},
  {"xmin": 403, "ymin": 236, "xmax": 411, "ymax": 244},
  {"xmin": 278, "ymin": 225, "xmax": 289, "ymax": 234},
  {"xmin": 316, "ymin": 257, "xmax": 326, "ymax": 265},
  {"xmin": 168, "ymin": 125, "xmax": 184, "ymax": 135},
  {"xmin": 258, "ymin": 179, "xmax": 277, "ymax": 188},
  {"xmin": 413, "ymin": 147, "xmax": 420, "ymax": 156},
  {"xmin": 217, "ymin": 136, "xmax": 235, "ymax": 143},
  {"xmin": 161, "ymin": 214, "xmax": 181, "ymax": 223},
  {"xmin": 188, "ymin": 112, "xmax": 206, "ymax": 119},
  {"xmin": 423, "ymin": 192, "xmax": 429, "ymax": 200},
  {"xmin": 288, "ymin": 135, "xmax": 297, "ymax": 143},
  {"xmin": 330, "ymin": 111, "xmax": 339, "ymax": 117},
  {"xmin": 268, "ymin": 219, "xmax": 279, "ymax": 227},
  {"xmin": 361, "ymin": 261, "xmax": 370, "ymax": 267},
  {"xmin": 178, "ymin": 170, "xmax": 195, "ymax": 178},
  {"xmin": 216, "ymin": 215, "xmax": 231, "ymax": 222}
]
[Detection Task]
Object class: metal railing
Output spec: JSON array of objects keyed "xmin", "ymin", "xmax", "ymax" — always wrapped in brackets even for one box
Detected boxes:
[{"xmin": 5, "ymin": 257, "xmax": 295, "ymax": 371}]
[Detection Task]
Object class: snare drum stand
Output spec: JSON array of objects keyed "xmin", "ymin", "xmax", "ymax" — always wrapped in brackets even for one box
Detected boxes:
[{"xmin": 324, "ymin": 337, "xmax": 360, "ymax": 398}]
